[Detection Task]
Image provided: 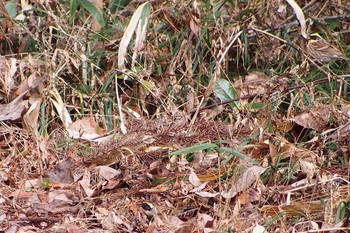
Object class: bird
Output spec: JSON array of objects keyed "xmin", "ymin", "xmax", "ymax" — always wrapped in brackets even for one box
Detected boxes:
[
  {"xmin": 84, "ymin": 149, "xmax": 123, "ymax": 168},
  {"xmin": 306, "ymin": 33, "xmax": 350, "ymax": 63}
]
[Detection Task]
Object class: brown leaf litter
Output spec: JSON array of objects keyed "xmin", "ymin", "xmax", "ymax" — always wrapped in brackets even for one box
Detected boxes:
[
  {"xmin": 0, "ymin": 119, "xmax": 252, "ymax": 232},
  {"xmin": 2, "ymin": 112, "xmax": 350, "ymax": 232}
]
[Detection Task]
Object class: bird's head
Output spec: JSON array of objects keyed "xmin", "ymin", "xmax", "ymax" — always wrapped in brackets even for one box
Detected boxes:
[{"xmin": 308, "ymin": 33, "xmax": 323, "ymax": 42}]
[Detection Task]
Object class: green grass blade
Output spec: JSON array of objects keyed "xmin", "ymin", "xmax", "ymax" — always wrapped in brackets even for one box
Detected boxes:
[{"xmin": 169, "ymin": 143, "xmax": 218, "ymax": 156}]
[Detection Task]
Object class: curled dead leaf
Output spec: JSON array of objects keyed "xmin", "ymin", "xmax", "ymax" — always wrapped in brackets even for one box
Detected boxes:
[
  {"xmin": 221, "ymin": 166, "xmax": 266, "ymax": 199},
  {"xmin": 0, "ymin": 90, "xmax": 29, "ymax": 121},
  {"xmin": 291, "ymin": 105, "xmax": 331, "ymax": 131}
]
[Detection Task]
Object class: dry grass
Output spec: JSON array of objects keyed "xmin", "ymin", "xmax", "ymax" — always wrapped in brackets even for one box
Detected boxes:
[{"xmin": 1, "ymin": 0, "xmax": 350, "ymax": 232}]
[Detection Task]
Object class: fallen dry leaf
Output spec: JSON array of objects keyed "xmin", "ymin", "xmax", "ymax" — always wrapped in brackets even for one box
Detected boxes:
[
  {"xmin": 188, "ymin": 170, "xmax": 202, "ymax": 186},
  {"xmin": 94, "ymin": 165, "xmax": 121, "ymax": 180},
  {"xmin": 291, "ymin": 105, "xmax": 331, "ymax": 131},
  {"xmin": 0, "ymin": 90, "xmax": 29, "ymax": 121},
  {"xmin": 221, "ymin": 166, "xmax": 267, "ymax": 199},
  {"xmin": 252, "ymin": 224, "xmax": 266, "ymax": 233},
  {"xmin": 67, "ymin": 117, "xmax": 105, "ymax": 141},
  {"xmin": 78, "ymin": 170, "xmax": 95, "ymax": 197}
]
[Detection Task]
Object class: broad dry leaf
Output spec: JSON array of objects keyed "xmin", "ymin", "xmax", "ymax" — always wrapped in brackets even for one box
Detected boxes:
[
  {"xmin": 131, "ymin": 7, "xmax": 149, "ymax": 68},
  {"xmin": 67, "ymin": 117, "xmax": 104, "ymax": 141},
  {"xmin": 189, "ymin": 172, "xmax": 219, "ymax": 197},
  {"xmin": 24, "ymin": 179, "xmax": 41, "ymax": 190},
  {"xmin": 16, "ymin": 72, "xmax": 43, "ymax": 95},
  {"xmin": 189, "ymin": 16, "xmax": 199, "ymax": 37},
  {"xmin": 197, "ymin": 213, "xmax": 214, "ymax": 232},
  {"xmin": 286, "ymin": 0, "xmax": 307, "ymax": 38},
  {"xmin": 330, "ymin": 122, "xmax": 350, "ymax": 140},
  {"xmin": 190, "ymin": 182, "xmax": 207, "ymax": 192},
  {"xmin": 203, "ymin": 105, "xmax": 224, "ymax": 121},
  {"xmin": 237, "ymin": 188, "xmax": 262, "ymax": 205},
  {"xmin": 310, "ymin": 221, "xmax": 319, "ymax": 230},
  {"xmin": 166, "ymin": 215, "xmax": 187, "ymax": 232},
  {"xmin": 268, "ymin": 136, "xmax": 295, "ymax": 163},
  {"xmin": 194, "ymin": 191, "xmax": 218, "ymax": 198},
  {"xmin": 267, "ymin": 136, "xmax": 318, "ymax": 162},
  {"xmin": 49, "ymin": 89, "xmax": 72, "ymax": 128},
  {"xmin": 118, "ymin": 2, "xmax": 150, "ymax": 69},
  {"xmin": 252, "ymin": 224, "xmax": 267, "ymax": 233},
  {"xmin": 78, "ymin": 170, "xmax": 95, "ymax": 197},
  {"xmin": 23, "ymin": 97, "xmax": 42, "ymax": 133},
  {"xmin": 48, "ymin": 190, "xmax": 78, "ymax": 203},
  {"xmin": 101, "ymin": 211, "xmax": 132, "ymax": 232},
  {"xmin": 234, "ymin": 71, "xmax": 272, "ymax": 98},
  {"xmin": 188, "ymin": 170, "xmax": 202, "ymax": 186},
  {"xmin": 96, "ymin": 207, "xmax": 109, "ymax": 215},
  {"xmin": 221, "ymin": 166, "xmax": 266, "ymax": 199},
  {"xmin": 291, "ymin": 105, "xmax": 331, "ymax": 131},
  {"xmin": 0, "ymin": 90, "xmax": 29, "ymax": 121},
  {"xmin": 95, "ymin": 166, "xmax": 121, "ymax": 180}
]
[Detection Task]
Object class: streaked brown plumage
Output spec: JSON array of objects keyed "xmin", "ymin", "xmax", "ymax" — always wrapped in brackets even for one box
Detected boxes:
[{"xmin": 306, "ymin": 33, "xmax": 350, "ymax": 63}]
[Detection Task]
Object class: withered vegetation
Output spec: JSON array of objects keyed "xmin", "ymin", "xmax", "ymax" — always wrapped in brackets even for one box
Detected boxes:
[{"xmin": 1, "ymin": 0, "xmax": 350, "ymax": 232}]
